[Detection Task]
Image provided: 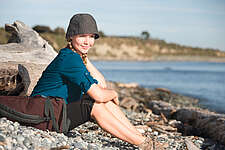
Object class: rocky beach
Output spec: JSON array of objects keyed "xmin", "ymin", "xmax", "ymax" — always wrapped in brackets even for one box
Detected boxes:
[
  {"xmin": 0, "ymin": 21, "xmax": 225, "ymax": 150},
  {"xmin": 0, "ymin": 81, "xmax": 225, "ymax": 150}
]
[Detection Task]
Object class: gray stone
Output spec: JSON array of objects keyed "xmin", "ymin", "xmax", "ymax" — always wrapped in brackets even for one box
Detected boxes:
[
  {"xmin": 0, "ymin": 134, "xmax": 6, "ymax": 142},
  {"xmin": 15, "ymin": 147, "xmax": 24, "ymax": 150},
  {"xmin": 72, "ymin": 142, "xmax": 86, "ymax": 149},
  {"xmin": 16, "ymin": 136, "xmax": 25, "ymax": 144},
  {"xmin": 87, "ymin": 143, "xmax": 99, "ymax": 150},
  {"xmin": 23, "ymin": 137, "xmax": 31, "ymax": 148}
]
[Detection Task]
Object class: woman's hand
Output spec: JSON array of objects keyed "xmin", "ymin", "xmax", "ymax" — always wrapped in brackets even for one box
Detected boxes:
[
  {"xmin": 112, "ymin": 91, "xmax": 119, "ymax": 105},
  {"xmin": 112, "ymin": 97, "xmax": 120, "ymax": 105},
  {"xmin": 88, "ymin": 84, "xmax": 119, "ymax": 104}
]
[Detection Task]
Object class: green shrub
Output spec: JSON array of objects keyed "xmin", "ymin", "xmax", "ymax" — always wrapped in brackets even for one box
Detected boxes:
[
  {"xmin": 0, "ymin": 27, "xmax": 10, "ymax": 44},
  {"xmin": 33, "ymin": 25, "xmax": 52, "ymax": 33},
  {"xmin": 54, "ymin": 27, "xmax": 65, "ymax": 35}
]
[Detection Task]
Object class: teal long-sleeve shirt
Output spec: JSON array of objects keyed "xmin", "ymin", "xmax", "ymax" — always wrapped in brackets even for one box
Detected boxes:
[{"xmin": 31, "ymin": 48, "xmax": 98, "ymax": 104}]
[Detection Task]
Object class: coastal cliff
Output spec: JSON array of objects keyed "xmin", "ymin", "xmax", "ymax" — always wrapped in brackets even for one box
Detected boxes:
[
  {"xmin": 1, "ymin": 25, "xmax": 225, "ymax": 62},
  {"xmin": 90, "ymin": 37, "xmax": 225, "ymax": 62}
]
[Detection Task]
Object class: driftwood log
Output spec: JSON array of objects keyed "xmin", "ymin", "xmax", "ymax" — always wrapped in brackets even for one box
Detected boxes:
[
  {"xmin": 0, "ymin": 62, "xmax": 47, "ymax": 96},
  {"xmin": 0, "ymin": 21, "xmax": 57, "ymax": 64},
  {"xmin": 0, "ymin": 21, "xmax": 57, "ymax": 95},
  {"xmin": 173, "ymin": 107, "xmax": 225, "ymax": 145},
  {"xmin": 147, "ymin": 100, "xmax": 225, "ymax": 145}
]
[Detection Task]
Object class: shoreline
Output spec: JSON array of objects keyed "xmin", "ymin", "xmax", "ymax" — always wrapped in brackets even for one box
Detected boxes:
[
  {"xmin": 109, "ymin": 81, "xmax": 200, "ymax": 108},
  {"xmin": 109, "ymin": 81, "xmax": 225, "ymax": 146},
  {"xmin": 110, "ymin": 81, "xmax": 225, "ymax": 115},
  {"xmin": 91, "ymin": 60, "xmax": 225, "ymax": 114},
  {"xmin": 90, "ymin": 55, "xmax": 225, "ymax": 63}
]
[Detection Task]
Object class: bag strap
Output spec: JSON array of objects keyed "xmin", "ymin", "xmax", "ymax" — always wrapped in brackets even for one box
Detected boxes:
[
  {"xmin": 44, "ymin": 97, "xmax": 59, "ymax": 132},
  {"xmin": 61, "ymin": 100, "xmax": 70, "ymax": 133},
  {"xmin": 44, "ymin": 97, "xmax": 70, "ymax": 133},
  {"xmin": 0, "ymin": 103, "xmax": 48, "ymax": 124}
]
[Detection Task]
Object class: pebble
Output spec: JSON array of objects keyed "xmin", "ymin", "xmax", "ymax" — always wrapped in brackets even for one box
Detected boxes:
[
  {"xmin": 153, "ymin": 131, "xmax": 159, "ymax": 136},
  {"xmin": 0, "ymin": 134, "xmax": 6, "ymax": 142},
  {"xmin": 0, "ymin": 107, "xmax": 224, "ymax": 150}
]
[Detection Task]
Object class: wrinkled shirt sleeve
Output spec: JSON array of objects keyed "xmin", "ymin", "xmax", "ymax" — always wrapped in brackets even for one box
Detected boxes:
[{"xmin": 59, "ymin": 52, "xmax": 98, "ymax": 93}]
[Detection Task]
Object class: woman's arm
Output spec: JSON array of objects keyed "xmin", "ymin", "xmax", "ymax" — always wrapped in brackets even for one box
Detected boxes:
[
  {"xmin": 86, "ymin": 58, "xmax": 107, "ymax": 88},
  {"xmin": 87, "ymin": 84, "xmax": 119, "ymax": 105}
]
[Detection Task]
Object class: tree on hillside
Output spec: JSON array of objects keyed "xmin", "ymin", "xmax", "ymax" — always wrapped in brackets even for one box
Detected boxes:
[
  {"xmin": 99, "ymin": 30, "xmax": 106, "ymax": 37},
  {"xmin": 141, "ymin": 31, "xmax": 150, "ymax": 40},
  {"xmin": 54, "ymin": 27, "xmax": 65, "ymax": 35}
]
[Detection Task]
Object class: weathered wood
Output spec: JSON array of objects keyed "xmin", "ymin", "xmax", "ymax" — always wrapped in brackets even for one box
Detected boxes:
[
  {"xmin": 154, "ymin": 124, "xmax": 177, "ymax": 132},
  {"xmin": 0, "ymin": 21, "xmax": 57, "ymax": 64},
  {"xmin": 147, "ymin": 100, "xmax": 177, "ymax": 118},
  {"xmin": 147, "ymin": 100, "xmax": 225, "ymax": 145},
  {"xmin": 0, "ymin": 62, "xmax": 47, "ymax": 96},
  {"xmin": 18, "ymin": 63, "xmax": 47, "ymax": 95},
  {"xmin": 0, "ymin": 63, "xmax": 18, "ymax": 95},
  {"xmin": 185, "ymin": 139, "xmax": 200, "ymax": 150},
  {"xmin": 0, "ymin": 21, "xmax": 57, "ymax": 95},
  {"xmin": 120, "ymin": 97, "xmax": 138, "ymax": 111},
  {"xmin": 173, "ymin": 108, "xmax": 225, "ymax": 145}
]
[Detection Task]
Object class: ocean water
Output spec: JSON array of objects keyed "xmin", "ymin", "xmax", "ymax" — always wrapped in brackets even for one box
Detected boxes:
[{"xmin": 93, "ymin": 61, "xmax": 225, "ymax": 114}]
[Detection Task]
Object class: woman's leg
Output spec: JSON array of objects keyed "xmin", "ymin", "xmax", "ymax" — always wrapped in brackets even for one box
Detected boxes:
[
  {"xmin": 91, "ymin": 102, "xmax": 145, "ymax": 145},
  {"xmin": 104, "ymin": 101, "xmax": 143, "ymax": 136}
]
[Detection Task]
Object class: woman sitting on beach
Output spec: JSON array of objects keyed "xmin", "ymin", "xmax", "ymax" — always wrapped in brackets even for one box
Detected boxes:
[{"xmin": 31, "ymin": 13, "xmax": 164, "ymax": 150}]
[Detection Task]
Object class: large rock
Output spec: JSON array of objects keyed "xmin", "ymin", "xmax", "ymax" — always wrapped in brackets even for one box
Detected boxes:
[{"xmin": 0, "ymin": 21, "xmax": 57, "ymax": 64}]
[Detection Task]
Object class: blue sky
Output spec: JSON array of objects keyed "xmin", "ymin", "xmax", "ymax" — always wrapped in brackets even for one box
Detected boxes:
[{"xmin": 1, "ymin": 0, "xmax": 225, "ymax": 51}]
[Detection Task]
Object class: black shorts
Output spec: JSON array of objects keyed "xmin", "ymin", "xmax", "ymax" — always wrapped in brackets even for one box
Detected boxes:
[{"xmin": 67, "ymin": 95, "xmax": 95, "ymax": 130}]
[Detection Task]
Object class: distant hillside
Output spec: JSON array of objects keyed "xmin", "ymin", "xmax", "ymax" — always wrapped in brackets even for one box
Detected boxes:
[
  {"xmin": 1, "ymin": 26, "xmax": 225, "ymax": 62},
  {"xmin": 0, "ymin": 28, "xmax": 11, "ymax": 44}
]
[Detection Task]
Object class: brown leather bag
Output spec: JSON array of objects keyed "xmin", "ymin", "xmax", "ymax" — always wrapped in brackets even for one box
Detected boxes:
[{"xmin": 0, "ymin": 96, "xmax": 70, "ymax": 133}]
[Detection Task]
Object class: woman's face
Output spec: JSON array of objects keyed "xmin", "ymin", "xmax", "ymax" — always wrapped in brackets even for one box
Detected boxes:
[{"xmin": 71, "ymin": 34, "xmax": 95, "ymax": 54}]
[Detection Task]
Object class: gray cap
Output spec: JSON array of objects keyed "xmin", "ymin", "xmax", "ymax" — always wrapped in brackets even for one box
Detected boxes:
[{"xmin": 66, "ymin": 13, "xmax": 99, "ymax": 41}]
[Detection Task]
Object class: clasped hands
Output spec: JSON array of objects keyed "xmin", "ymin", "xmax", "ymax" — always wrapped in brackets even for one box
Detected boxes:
[{"xmin": 112, "ymin": 91, "xmax": 120, "ymax": 106}]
